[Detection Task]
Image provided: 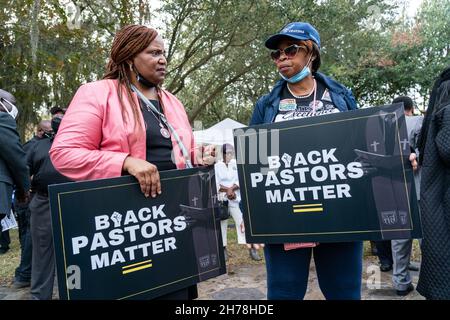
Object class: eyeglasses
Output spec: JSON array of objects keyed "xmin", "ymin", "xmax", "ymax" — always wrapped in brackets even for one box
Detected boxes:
[{"xmin": 270, "ymin": 44, "xmax": 306, "ymax": 61}]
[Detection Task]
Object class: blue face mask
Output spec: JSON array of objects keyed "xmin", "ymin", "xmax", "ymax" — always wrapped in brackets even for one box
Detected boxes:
[{"xmin": 279, "ymin": 55, "xmax": 313, "ymax": 84}]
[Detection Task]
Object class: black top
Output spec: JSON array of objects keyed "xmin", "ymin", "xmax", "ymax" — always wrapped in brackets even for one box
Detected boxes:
[
  {"xmin": 139, "ymin": 99, "xmax": 197, "ymax": 300},
  {"xmin": 23, "ymin": 135, "xmax": 41, "ymax": 155},
  {"xmin": 139, "ymin": 99, "xmax": 176, "ymax": 171},
  {"xmin": 274, "ymin": 80, "xmax": 338, "ymax": 122},
  {"xmin": 27, "ymin": 138, "xmax": 71, "ymax": 194}
]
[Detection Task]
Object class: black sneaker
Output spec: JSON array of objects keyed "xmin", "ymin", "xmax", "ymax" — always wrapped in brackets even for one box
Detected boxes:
[
  {"xmin": 396, "ymin": 283, "xmax": 414, "ymax": 296},
  {"xmin": 249, "ymin": 248, "xmax": 262, "ymax": 261},
  {"xmin": 12, "ymin": 279, "xmax": 31, "ymax": 289},
  {"xmin": 380, "ymin": 264, "xmax": 392, "ymax": 272}
]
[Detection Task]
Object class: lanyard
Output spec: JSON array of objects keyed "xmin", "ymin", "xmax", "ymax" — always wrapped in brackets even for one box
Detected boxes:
[
  {"xmin": 131, "ymin": 84, "xmax": 193, "ymax": 169},
  {"xmin": 311, "ymin": 79, "xmax": 318, "ymax": 114}
]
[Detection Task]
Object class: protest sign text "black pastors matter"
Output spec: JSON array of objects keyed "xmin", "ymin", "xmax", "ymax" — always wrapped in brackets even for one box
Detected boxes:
[{"xmin": 234, "ymin": 104, "xmax": 422, "ymax": 243}]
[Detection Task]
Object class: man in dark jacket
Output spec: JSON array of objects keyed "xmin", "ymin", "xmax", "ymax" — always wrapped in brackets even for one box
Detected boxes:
[
  {"xmin": 0, "ymin": 89, "xmax": 30, "ymax": 254},
  {"xmin": 23, "ymin": 120, "xmax": 52, "ymax": 154},
  {"xmin": 13, "ymin": 119, "xmax": 51, "ymax": 288},
  {"xmin": 13, "ymin": 110, "xmax": 62, "ymax": 284},
  {"xmin": 28, "ymin": 114, "xmax": 71, "ymax": 299},
  {"xmin": 417, "ymin": 66, "xmax": 450, "ymax": 300}
]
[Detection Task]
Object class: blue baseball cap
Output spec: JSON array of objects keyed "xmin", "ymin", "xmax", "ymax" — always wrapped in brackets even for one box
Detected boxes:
[{"xmin": 265, "ymin": 22, "xmax": 321, "ymax": 50}]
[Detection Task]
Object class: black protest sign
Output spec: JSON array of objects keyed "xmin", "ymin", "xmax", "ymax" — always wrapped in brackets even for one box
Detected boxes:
[
  {"xmin": 235, "ymin": 104, "xmax": 422, "ymax": 243},
  {"xmin": 49, "ymin": 166, "xmax": 225, "ymax": 300}
]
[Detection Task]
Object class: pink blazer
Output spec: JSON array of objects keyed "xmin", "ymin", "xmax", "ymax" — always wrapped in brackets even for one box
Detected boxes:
[{"xmin": 50, "ymin": 79, "xmax": 196, "ymax": 181}]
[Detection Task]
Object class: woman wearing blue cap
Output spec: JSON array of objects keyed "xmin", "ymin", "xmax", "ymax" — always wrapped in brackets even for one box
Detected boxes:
[{"xmin": 250, "ymin": 22, "xmax": 362, "ymax": 300}]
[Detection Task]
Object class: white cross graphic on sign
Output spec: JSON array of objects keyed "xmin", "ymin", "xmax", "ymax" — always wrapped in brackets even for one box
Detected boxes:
[
  {"xmin": 400, "ymin": 139, "xmax": 409, "ymax": 151},
  {"xmin": 371, "ymin": 141, "xmax": 380, "ymax": 152}
]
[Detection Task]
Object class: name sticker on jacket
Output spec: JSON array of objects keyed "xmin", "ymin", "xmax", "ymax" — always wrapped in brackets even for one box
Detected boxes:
[
  {"xmin": 321, "ymin": 89, "xmax": 332, "ymax": 102},
  {"xmin": 279, "ymin": 99, "xmax": 297, "ymax": 111}
]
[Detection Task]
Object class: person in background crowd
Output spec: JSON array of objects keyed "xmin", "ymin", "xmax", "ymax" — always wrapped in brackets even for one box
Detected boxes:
[
  {"xmin": 215, "ymin": 143, "xmax": 262, "ymax": 262},
  {"xmin": 50, "ymin": 24, "xmax": 214, "ymax": 300},
  {"xmin": 28, "ymin": 114, "xmax": 69, "ymax": 299},
  {"xmin": 390, "ymin": 95, "xmax": 423, "ymax": 296},
  {"xmin": 374, "ymin": 240, "xmax": 393, "ymax": 272},
  {"xmin": 12, "ymin": 117, "xmax": 54, "ymax": 287},
  {"xmin": 23, "ymin": 120, "xmax": 52, "ymax": 154},
  {"xmin": 416, "ymin": 66, "xmax": 450, "ymax": 300},
  {"xmin": 0, "ymin": 89, "xmax": 30, "ymax": 255},
  {"xmin": 49, "ymin": 106, "xmax": 65, "ymax": 118}
]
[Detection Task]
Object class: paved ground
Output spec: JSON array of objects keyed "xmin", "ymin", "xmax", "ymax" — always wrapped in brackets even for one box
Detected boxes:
[
  {"xmin": 197, "ymin": 258, "xmax": 424, "ymax": 300},
  {"xmin": 0, "ymin": 258, "xmax": 424, "ymax": 300}
]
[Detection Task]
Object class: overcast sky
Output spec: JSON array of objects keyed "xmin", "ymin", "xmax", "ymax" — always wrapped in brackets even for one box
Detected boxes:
[{"xmin": 405, "ymin": 0, "xmax": 424, "ymax": 16}]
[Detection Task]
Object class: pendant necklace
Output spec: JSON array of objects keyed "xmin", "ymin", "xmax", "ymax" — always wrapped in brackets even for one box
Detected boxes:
[{"xmin": 143, "ymin": 102, "xmax": 171, "ymax": 139}]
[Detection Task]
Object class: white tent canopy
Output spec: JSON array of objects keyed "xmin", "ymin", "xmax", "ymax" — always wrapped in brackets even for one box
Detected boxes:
[{"xmin": 193, "ymin": 118, "xmax": 246, "ymax": 146}]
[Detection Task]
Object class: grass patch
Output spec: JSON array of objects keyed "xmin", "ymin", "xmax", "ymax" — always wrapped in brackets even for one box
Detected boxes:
[
  {"xmin": 0, "ymin": 228, "xmax": 20, "ymax": 286},
  {"xmin": 411, "ymin": 240, "xmax": 422, "ymax": 261},
  {"xmin": 363, "ymin": 240, "xmax": 422, "ymax": 261}
]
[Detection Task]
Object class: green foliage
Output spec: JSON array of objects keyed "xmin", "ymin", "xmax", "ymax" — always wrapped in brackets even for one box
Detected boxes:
[
  {"xmin": 344, "ymin": 0, "xmax": 450, "ymax": 109},
  {"xmin": 160, "ymin": 0, "xmax": 284, "ymax": 122},
  {"xmin": 0, "ymin": 0, "xmax": 114, "ymax": 138},
  {"xmin": 0, "ymin": 0, "xmax": 448, "ymax": 139}
]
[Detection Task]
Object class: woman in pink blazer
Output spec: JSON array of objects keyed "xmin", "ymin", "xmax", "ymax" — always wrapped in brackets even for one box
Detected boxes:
[
  {"xmin": 50, "ymin": 25, "xmax": 211, "ymax": 299},
  {"xmin": 50, "ymin": 25, "xmax": 210, "ymax": 198}
]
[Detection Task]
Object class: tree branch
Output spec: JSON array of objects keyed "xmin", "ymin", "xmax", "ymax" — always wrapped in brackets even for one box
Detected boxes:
[
  {"xmin": 188, "ymin": 61, "xmax": 262, "ymax": 122},
  {"xmin": 166, "ymin": 0, "xmax": 195, "ymax": 64}
]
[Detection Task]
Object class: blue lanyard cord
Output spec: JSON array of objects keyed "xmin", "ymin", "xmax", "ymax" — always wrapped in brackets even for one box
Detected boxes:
[{"xmin": 131, "ymin": 84, "xmax": 193, "ymax": 168}]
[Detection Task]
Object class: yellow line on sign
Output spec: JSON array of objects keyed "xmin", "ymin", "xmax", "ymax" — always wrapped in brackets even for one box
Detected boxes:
[
  {"xmin": 293, "ymin": 208, "xmax": 324, "ymax": 213},
  {"xmin": 122, "ymin": 259, "xmax": 152, "ymax": 270},
  {"xmin": 293, "ymin": 204, "xmax": 323, "ymax": 208},
  {"xmin": 122, "ymin": 264, "xmax": 153, "ymax": 275}
]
